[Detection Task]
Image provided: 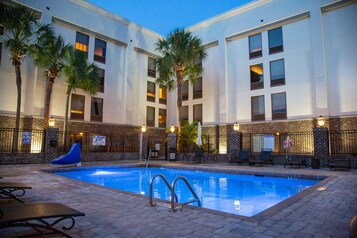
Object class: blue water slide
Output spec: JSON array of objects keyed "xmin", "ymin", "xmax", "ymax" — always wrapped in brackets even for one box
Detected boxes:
[{"xmin": 50, "ymin": 143, "xmax": 81, "ymax": 166}]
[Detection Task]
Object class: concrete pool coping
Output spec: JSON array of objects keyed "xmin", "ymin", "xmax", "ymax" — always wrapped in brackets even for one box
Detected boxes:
[{"xmin": 0, "ymin": 161, "xmax": 356, "ymax": 237}]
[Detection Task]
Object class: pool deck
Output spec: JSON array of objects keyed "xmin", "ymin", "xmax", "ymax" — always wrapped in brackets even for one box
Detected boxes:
[{"xmin": 1, "ymin": 161, "xmax": 356, "ymax": 238}]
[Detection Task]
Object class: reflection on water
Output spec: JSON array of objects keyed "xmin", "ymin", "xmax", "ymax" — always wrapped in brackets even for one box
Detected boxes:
[{"xmin": 53, "ymin": 167, "xmax": 319, "ymax": 217}]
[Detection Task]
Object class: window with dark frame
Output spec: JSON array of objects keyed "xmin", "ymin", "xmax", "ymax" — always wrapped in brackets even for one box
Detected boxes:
[
  {"xmin": 251, "ymin": 95, "xmax": 265, "ymax": 121},
  {"xmin": 193, "ymin": 104, "xmax": 202, "ymax": 124},
  {"xmin": 270, "ymin": 59, "xmax": 285, "ymax": 87},
  {"xmin": 249, "ymin": 33, "xmax": 262, "ymax": 59},
  {"xmin": 148, "ymin": 57, "xmax": 156, "ymax": 78},
  {"xmin": 158, "ymin": 108, "xmax": 166, "ymax": 128},
  {"xmin": 181, "ymin": 106, "xmax": 189, "ymax": 124},
  {"xmin": 182, "ymin": 80, "xmax": 189, "ymax": 101},
  {"xmin": 90, "ymin": 97, "xmax": 103, "ymax": 122},
  {"xmin": 70, "ymin": 94, "xmax": 85, "ymax": 120},
  {"xmin": 147, "ymin": 81, "xmax": 156, "ymax": 102},
  {"xmin": 193, "ymin": 77, "xmax": 202, "ymax": 99},
  {"xmin": 250, "ymin": 64, "xmax": 264, "ymax": 90},
  {"xmin": 146, "ymin": 106, "xmax": 155, "ymax": 127},
  {"xmin": 97, "ymin": 68, "xmax": 105, "ymax": 93},
  {"xmin": 75, "ymin": 32, "xmax": 89, "ymax": 57},
  {"xmin": 159, "ymin": 85, "xmax": 167, "ymax": 104},
  {"xmin": 268, "ymin": 27, "xmax": 283, "ymax": 54},
  {"xmin": 272, "ymin": 92, "xmax": 287, "ymax": 120},
  {"xmin": 94, "ymin": 38, "xmax": 106, "ymax": 64}
]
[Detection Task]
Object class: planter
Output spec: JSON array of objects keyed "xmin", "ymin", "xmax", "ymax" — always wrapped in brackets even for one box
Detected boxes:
[{"xmin": 311, "ymin": 158, "xmax": 320, "ymax": 169}]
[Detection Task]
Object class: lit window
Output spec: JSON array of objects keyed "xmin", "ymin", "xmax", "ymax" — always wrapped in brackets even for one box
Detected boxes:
[
  {"xmin": 70, "ymin": 94, "xmax": 85, "ymax": 120},
  {"xmin": 250, "ymin": 64, "xmax": 264, "ymax": 90},
  {"xmin": 249, "ymin": 33, "xmax": 262, "ymax": 59},
  {"xmin": 97, "ymin": 68, "xmax": 105, "ymax": 93},
  {"xmin": 251, "ymin": 95, "xmax": 265, "ymax": 121},
  {"xmin": 148, "ymin": 57, "xmax": 156, "ymax": 78},
  {"xmin": 270, "ymin": 59, "xmax": 285, "ymax": 87},
  {"xmin": 94, "ymin": 38, "xmax": 106, "ymax": 64},
  {"xmin": 146, "ymin": 106, "xmax": 155, "ymax": 127},
  {"xmin": 91, "ymin": 97, "xmax": 103, "ymax": 122},
  {"xmin": 159, "ymin": 85, "xmax": 167, "ymax": 104},
  {"xmin": 272, "ymin": 93, "xmax": 287, "ymax": 120},
  {"xmin": 75, "ymin": 32, "xmax": 89, "ymax": 57},
  {"xmin": 181, "ymin": 106, "xmax": 188, "ymax": 124},
  {"xmin": 182, "ymin": 80, "xmax": 189, "ymax": 101},
  {"xmin": 193, "ymin": 77, "xmax": 202, "ymax": 99},
  {"xmin": 147, "ymin": 82, "xmax": 155, "ymax": 102},
  {"xmin": 268, "ymin": 27, "xmax": 283, "ymax": 54},
  {"xmin": 158, "ymin": 108, "xmax": 166, "ymax": 128},
  {"xmin": 193, "ymin": 104, "xmax": 202, "ymax": 124}
]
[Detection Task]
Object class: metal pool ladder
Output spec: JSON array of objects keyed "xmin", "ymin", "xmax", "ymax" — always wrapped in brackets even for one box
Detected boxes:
[{"xmin": 148, "ymin": 174, "xmax": 201, "ymax": 212}]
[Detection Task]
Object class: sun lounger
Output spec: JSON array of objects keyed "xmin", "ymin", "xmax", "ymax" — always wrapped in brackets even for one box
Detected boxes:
[
  {"xmin": 229, "ymin": 150, "xmax": 250, "ymax": 165},
  {"xmin": 284, "ymin": 158, "xmax": 307, "ymax": 168},
  {"xmin": 249, "ymin": 150, "xmax": 273, "ymax": 166},
  {"xmin": 0, "ymin": 182, "xmax": 32, "ymax": 203},
  {"xmin": 329, "ymin": 159, "xmax": 351, "ymax": 171},
  {"xmin": 0, "ymin": 203, "xmax": 85, "ymax": 238}
]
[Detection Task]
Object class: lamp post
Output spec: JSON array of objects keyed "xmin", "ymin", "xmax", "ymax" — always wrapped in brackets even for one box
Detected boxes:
[
  {"xmin": 48, "ymin": 117, "xmax": 55, "ymax": 128},
  {"xmin": 140, "ymin": 124, "xmax": 146, "ymax": 161}
]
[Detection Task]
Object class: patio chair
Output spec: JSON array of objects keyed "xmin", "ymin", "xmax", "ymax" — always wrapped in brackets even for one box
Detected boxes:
[
  {"xmin": 284, "ymin": 157, "xmax": 307, "ymax": 168},
  {"xmin": 229, "ymin": 150, "xmax": 250, "ymax": 165},
  {"xmin": 329, "ymin": 158, "xmax": 351, "ymax": 171},
  {"xmin": 50, "ymin": 143, "xmax": 81, "ymax": 166},
  {"xmin": 193, "ymin": 148, "xmax": 206, "ymax": 163},
  {"xmin": 249, "ymin": 150, "xmax": 273, "ymax": 166},
  {"xmin": 0, "ymin": 202, "xmax": 85, "ymax": 238},
  {"xmin": 0, "ymin": 182, "xmax": 32, "ymax": 203}
]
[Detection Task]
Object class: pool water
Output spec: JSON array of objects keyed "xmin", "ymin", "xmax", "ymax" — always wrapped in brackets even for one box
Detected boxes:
[{"xmin": 51, "ymin": 167, "xmax": 319, "ymax": 217}]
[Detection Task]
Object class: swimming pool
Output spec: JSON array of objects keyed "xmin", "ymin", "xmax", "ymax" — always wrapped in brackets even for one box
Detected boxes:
[{"xmin": 51, "ymin": 166, "xmax": 319, "ymax": 217}]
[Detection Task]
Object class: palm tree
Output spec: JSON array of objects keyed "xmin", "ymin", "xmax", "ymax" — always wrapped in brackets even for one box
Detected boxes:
[
  {"xmin": 0, "ymin": 3, "xmax": 41, "ymax": 151},
  {"xmin": 63, "ymin": 50, "xmax": 100, "ymax": 149},
  {"xmin": 155, "ymin": 29, "xmax": 207, "ymax": 133},
  {"xmin": 30, "ymin": 25, "xmax": 72, "ymax": 128}
]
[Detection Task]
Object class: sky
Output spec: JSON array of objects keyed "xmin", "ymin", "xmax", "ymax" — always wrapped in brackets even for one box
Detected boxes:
[{"xmin": 86, "ymin": 0, "xmax": 253, "ymax": 36}]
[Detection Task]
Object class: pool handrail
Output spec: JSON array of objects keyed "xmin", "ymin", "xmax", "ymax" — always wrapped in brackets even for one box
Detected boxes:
[
  {"xmin": 148, "ymin": 174, "xmax": 178, "ymax": 207},
  {"xmin": 171, "ymin": 176, "xmax": 202, "ymax": 212}
]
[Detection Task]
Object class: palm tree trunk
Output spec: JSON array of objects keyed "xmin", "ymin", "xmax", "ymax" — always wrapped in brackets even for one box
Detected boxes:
[
  {"xmin": 176, "ymin": 70, "xmax": 184, "ymax": 134},
  {"xmin": 63, "ymin": 86, "xmax": 71, "ymax": 150},
  {"xmin": 43, "ymin": 77, "xmax": 55, "ymax": 128},
  {"xmin": 12, "ymin": 61, "xmax": 22, "ymax": 153}
]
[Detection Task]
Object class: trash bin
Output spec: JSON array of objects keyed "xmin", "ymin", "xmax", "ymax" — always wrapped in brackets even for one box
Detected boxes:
[
  {"xmin": 169, "ymin": 148, "xmax": 176, "ymax": 161},
  {"xmin": 311, "ymin": 158, "xmax": 320, "ymax": 169}
]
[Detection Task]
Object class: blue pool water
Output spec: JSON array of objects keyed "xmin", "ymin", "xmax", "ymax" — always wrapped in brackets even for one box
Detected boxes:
[{"xmin": 51, "ymin": 167, "xmax": 319, "ymax": 217}]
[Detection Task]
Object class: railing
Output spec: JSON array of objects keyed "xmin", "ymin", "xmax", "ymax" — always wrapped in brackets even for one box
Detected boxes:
[
  {"xmin": 0, "ymin": 128, "xmax": 45, "ymax": 153},
  {"xmin": 329, "ymin": 130, "xmax": 357, "ymax": 155}
]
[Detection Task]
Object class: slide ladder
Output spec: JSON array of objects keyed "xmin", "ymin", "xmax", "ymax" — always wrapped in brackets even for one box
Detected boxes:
[{"xmin": 148, "ymin": 174, "xmax": 201, "ymax": 212}]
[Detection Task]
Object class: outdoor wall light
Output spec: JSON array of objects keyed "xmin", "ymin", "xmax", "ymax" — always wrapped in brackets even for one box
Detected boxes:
[
  {"xmin": 141, "ymin": 124, "xmax": 147, "ymax": 133},
  {"xmin": 233, "ymin": 122, "xmax": 240, "ymax": 131},
  {"xmin": 317, "ymin": 115, "xmax": 325, "ymax": 127},
  {"xmin": 79, "ymin": 132, "xmax": 83, "ymax": 136},
  {"xmin": 48, "ymin": 117, "xmax": 55, "ymax": 128},
  {"xmin": 170, "ymin": 124, "xmax": 175, "ymax": 133}
]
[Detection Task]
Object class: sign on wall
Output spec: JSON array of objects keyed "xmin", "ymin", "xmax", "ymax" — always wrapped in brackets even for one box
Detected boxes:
[
  {"xmin": 263, "ymin": 135, "xmax": 275, "ymax": 151},
  {"xmin": 22, "ymin": 132, "xmax": 32, "ymax": 145},
  {"xmin": 93, "ymin": 136, "xmax": 106, "ymax": 146}
]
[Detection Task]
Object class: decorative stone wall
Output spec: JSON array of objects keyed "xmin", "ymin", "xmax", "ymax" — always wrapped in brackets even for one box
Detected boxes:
[
  {"xmin": 138, "ymin": 133, "xmax": 148, "ymax": 161},
  {"xmin": 313, "ymin": 128, "xmax": 329, "ymax": 158},
  {"xmin": 167, "ymin": 133, "xmax": 177, "ymax": 160},
  {"xmin": 227, "ymin": 132, "xmax": 242, "ymax": 154},
  {"xmin": 44, "ymin": 128, "xmax": 59, "ymax": 161}
]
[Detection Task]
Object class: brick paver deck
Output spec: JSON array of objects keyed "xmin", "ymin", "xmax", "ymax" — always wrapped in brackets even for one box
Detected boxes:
[{"xmin": 0, "ymin": 161, "xmax": 356, "ymax": 237}]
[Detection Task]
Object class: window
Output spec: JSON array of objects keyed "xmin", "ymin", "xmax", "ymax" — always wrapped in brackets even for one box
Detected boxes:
[
  {"xmin": 182, "ymin": 80, "xmax": 189, "ymax": 101},
  {"xmin": 70, "ymin": 94, "xmax": 85, "ymax": 120},
  {"xmin": 268, "ymin": 27, "xmax": 283, "ymax": 54},
  {"xmin": 250, "ymin": 64, "xmax": 264, "ymax": 90},
  {"xmin": 270, "ymin": 59, "xmax": 285, "ymax": 86},
  {"xmin": 181, "ymin": 106, "xmax": 188, "ymax": 124},
  {"xmin": 97, "ymin": 68, "xmax": 105, "ymax": 93},
  {"xmin": 159, "ymin": 85, "xmax": 167, "ymax": 104},
  {"xmin": 91, "ymin": 97, "xmax": 103, "ymax": 122},
  {"xmin": 94, "ymin": 38, "xmax": 106, "ymax": 64},
  {"xmin": 272, "ymin": 93, "xmax": 287, "ymax": 120},
  {"xmin": 193, "ymin": 104, "xmax": 202, "ymax": 124},
  {"xmin": 251, "ymin": 95, "xmax": 265, "ymax": 121},
  {"xmin": 146, "ymin": 106, "xmax": 155, "ymax": 127},
  {"xmin": 148, "ymin": 57, "xmax": 156, "ymax": 78},
  {"xmin": 147, "ymin": 82, "xmax": 156, "ymax": 102},
  {"xmin": 249, "ymin": 33, "xmax": 262, "ymax": 59},
  {"xmin": 193, "ymin": 77, "xmax": 202, "ymax": 99},
  {"xmin": 158, "ymin": 108, "xmax": 166, "ymax": 128},
  {"xmin": 75, "ymin": 32, "xmax": 89, "ymax": 57}
]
